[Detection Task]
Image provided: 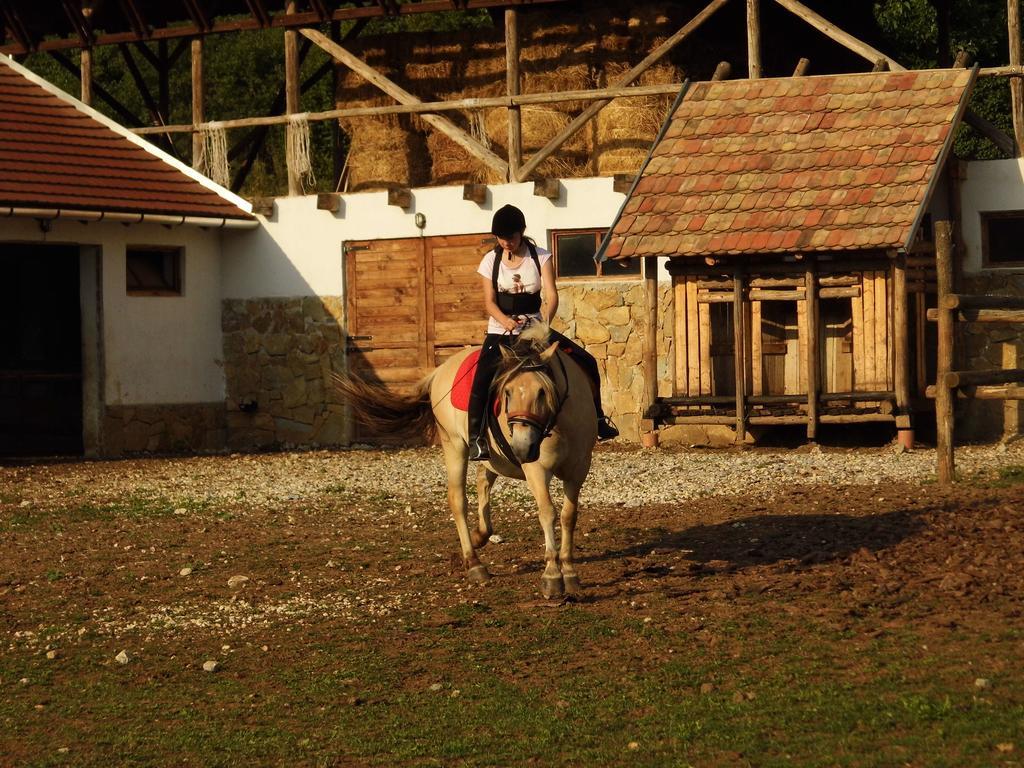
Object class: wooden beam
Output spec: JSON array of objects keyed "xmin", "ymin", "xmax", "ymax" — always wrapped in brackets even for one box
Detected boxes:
[
  {"xmin": 943, "ymin": 368, "xmax": 1024, "ymax": 389},
  {"xmin": 893, "ymin": 256, "xmax": 913, "ymax": 447},
  {"xmin": 773, "ymin": 0, "xmax": 902, "ymax": 71},
  {"xmin": 941, "ymin": 293, "xmax": 1024, "ymax": 310},
  {"xmin": 117, "ymin": 43, "xmax": 166, "ymax": 127},
  {"xmin": 643, "ymin": 256, "xmax": 659, "ymax": 437},
  {"xmin": 135, "ymin": 81, "xmax": 692, "ymax": 134},
  {"xmin": 515, "ymin": 0, "xmax": 730, "ymax": 182},
  {"xmin": 285, "ymin": 1, "xmax": 301, "ymax": 196},
  {"xmin": 928, "ymin": 308, "xmax": 1024, "ymax": 323},
  {"xmin": 301, "ymin": 27, "xmax": 510, "ymax": 181},
  {"xmin": 505, "ymin": 8, "xmax": 521, "ymax": 181},
  {"xmin": 80, "ymin": 46, "xmax": 93, "ymax": 105},
  {"xmin": 1, "ymin": 3, "xmax": 34, "ymax": 53},
  {"xmin": 117, "ymin": 0, "xmax": 150, "ymax": 39},
  {"xmin": 926, "ymin": 384, "xmax": 1024, "ymax": 400},
  {"xmin": 1010, "ymin": 0, "xmax": 1024, "ymax": 154},
  {"xmin": 317, "ymin": 193, "xmax": 341, "ymax": 212},
  {"xmin": 747, "ymin": 0, "xmax": 762, "ymax": 78},
  {"xmin": 733, "ymin": 267, "xmax": 746, "ymax": 442},
  {"xmin": 191, "ymin": 37, "xmax": 203, "ymax": 170},
  {"xmin": 387, "ymin": 187, "xmax": 412, "ymax": 209},
  {"xmin": 805, "ymin": 263, "xmax": 819, "ymax": 440},
  {"xmin": 462, "ymin": 184, "xmax": 487, "ymax": 204},
  {"xmin": 533, "ymin": 178, "xmax": 560, "ymax": 199},
  {"xmin": 1, "ymin": 0, "xmax": 570, "ymax": 55},
  {"xmin": 934, "ymin": 220, "xmax": 955, "ymax": 485},
  {"xmin": 245, "ymin": 0, "xmax": 272, "ymax": 28},
  {"xmin": 50, "ymin": 49, "xmax": 141, "ymax": 125},
  {"xmin": 61, "ymin": 0, "xmax": 92, "ymax": 46},
  {"xmin": 792, "ymin": 57, "xmax": 810, "ymax": 76}
]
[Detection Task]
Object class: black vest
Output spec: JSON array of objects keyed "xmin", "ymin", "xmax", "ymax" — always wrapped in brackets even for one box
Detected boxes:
[{"xmin": 491, "ymin": 240, "xmax": 542, "ymax": 316}]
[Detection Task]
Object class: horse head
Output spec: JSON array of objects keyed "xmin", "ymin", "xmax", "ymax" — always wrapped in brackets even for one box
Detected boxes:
[{"xmin": 496, "ymin": 339, "xmax": 563, "ymax": 464}]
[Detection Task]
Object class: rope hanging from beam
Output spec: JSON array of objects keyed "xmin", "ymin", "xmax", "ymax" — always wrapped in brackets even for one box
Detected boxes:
[
  {"xmin": 287, "ymin": 114, "xmax": 316, "ymax": 192},
  {"xmin": 198, "ymin": 123, "xmax": 230, "ymax": 188}
]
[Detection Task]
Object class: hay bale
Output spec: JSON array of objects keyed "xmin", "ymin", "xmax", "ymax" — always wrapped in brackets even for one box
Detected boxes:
[{"xmin": 594, "ymin": 60, "xmax": 679, "ymax": 177}]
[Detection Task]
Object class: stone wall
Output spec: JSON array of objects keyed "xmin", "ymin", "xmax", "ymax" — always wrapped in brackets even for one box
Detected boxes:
[
  {"xmin": 551, "ymin": 281, "xmax": 673, "ymax": 441},
  {"xmin": 221, "ymin": 297, "xmax": 348, "ymax": 450},
  {"xmin": 959, "ymin": 274, "xmax": 1024, "ymax": 442},
  {"xmin": 102, "ymin": 403, "xmax": 225, "ymax": 455}
]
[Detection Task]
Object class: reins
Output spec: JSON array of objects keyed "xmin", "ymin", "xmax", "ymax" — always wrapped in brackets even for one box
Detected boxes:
[{"xmin": 502, "ymin": 351, "xmax": 569, "ymax": 440}]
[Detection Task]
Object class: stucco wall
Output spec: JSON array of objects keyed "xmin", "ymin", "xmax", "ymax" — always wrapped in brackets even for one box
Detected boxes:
[{"xmin": 3, "ymin": 216, "xmax": 226, "ymax": 454}]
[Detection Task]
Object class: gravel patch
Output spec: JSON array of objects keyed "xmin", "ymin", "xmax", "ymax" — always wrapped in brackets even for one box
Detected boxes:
[{"xmin": 3, "ymin": 441, "xmax": 1024, "ymax": 511}]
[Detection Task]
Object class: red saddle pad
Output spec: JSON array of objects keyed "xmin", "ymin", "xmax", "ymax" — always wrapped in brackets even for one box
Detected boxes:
[{"xmin": 450, "ymin": 349, "xmax": 481, "ymax": 412}]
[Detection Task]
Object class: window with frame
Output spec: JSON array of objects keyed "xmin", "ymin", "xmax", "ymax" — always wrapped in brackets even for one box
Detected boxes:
[
  {"xmin": 981, "ymin": 211, "xmax": 1024, "ymax": 267},
  {"xmin": 550, "ymin": 229, "xmax": 642, "ymax": 279},
  {"xmin": 126, "ymin": 246, "xmax": 183, "ymax": 295}
]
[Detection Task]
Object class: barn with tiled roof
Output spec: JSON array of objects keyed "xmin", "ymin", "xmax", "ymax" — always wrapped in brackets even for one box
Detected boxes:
[
  {"xmin": 603, "ymin": 67, "xmax": 978, "ymax": 446},
  {"xmin": 0, "ymin": 54, "xmax": 255, "ymax": 457}
]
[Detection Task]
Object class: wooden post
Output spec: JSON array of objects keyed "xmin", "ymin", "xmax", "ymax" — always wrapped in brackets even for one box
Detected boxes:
[
  {"xmin": 505, "ymin": 8, "xmax": 522, "ymax": 182},
  {"xmin": 80, "ymin": 47, "xmax": 93, "ymax": 105},
  {"xmin": 191, "ymin": 37, "xmax": 203, "ymax": 171},
  {"xmin": 935, "ymin": 221, "xmax": 955, "ymax": 485},
  {"xmin": 1010, "ymin": 0, "xmax": 1024, "ymax": 154},
  {"xmin": 747, "ymin": 0, "xmax": 762, "ymax": 78},
  {"xmin": 331, "ymin": 20, "xmax": 345, "ymax": 192},
  {"xmin": 792, "ymin": 57, "xmax": 810, "ymax": 76},
  {"xmin": 643, "ymin": 256, "xmax": 659, "ymax": 446},
  {"xmin": 893, "ymin": 255, "xmax": 914, "ymax": 448},
  {"xmin": 805, "ymin": 262, "xmax": 819, "ymax": 441},
  {"xmin": 284, "ymin": 0, "xmax": 301, "ymax": 196},
  {"xmin": 734, "ymin": 266, "xmax": 747, "ymax": 443}
]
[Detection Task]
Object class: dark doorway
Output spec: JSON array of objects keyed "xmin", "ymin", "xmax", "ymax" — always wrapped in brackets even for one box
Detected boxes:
[{"xmin": 0, "ymin": 245, "xmax": 83, "ymax": 456}]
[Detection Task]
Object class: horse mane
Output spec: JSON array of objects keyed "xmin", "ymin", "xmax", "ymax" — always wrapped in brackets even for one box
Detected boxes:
[{"xmin": 491, "ymin": 322, "xmax": 559, "ymax": 407}]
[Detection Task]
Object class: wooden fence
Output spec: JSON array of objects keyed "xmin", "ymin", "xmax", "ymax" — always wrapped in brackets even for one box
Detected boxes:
[{"xmin": 927, "ymin": 220, "xmax": 1024, "ymax": 484}]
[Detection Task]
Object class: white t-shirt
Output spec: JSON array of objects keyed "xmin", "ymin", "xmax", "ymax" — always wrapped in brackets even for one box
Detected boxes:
[{"xmin": 477, "ymin": 245, "xmax": 552, "ymax": 335}]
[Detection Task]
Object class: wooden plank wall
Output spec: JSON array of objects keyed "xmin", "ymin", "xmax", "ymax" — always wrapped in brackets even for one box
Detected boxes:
[{"xmin": 673, "ymin": 267, "xmax": 900, "ymax": 401}]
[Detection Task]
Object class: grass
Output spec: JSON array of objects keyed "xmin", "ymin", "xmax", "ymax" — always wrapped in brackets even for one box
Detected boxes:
[
  {"xmin": 0, "ymin": 493, "xmax": 208, "ymax": 532},
  {"xmin": 2, "ymin": 602, "xmax": 1021, "ymax": 767}
]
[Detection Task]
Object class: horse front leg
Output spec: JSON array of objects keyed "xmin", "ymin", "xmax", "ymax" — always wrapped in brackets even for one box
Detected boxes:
[
  {"xmin": 471, "ymin": 465, "xmax": 498, "ymax": 549},
  {"xmin": 523, "ymin": 464, "xmax": 563, "ymax": 599},
  {"xmin": 441, "ymin": 439, "xmax": 490, "ymax": 583},
  {"xmin": 560, "ymin": 477, "xmax": 582, "ymax": 595}
]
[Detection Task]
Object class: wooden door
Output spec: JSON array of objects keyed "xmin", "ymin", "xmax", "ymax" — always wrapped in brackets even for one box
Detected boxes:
[{"xmin": 344, "ymin": 233, "xmax": 490, "ymax": 440}]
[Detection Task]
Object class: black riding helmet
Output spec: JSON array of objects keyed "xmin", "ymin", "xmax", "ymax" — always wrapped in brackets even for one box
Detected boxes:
[{"xmin": 491, "ymin": 204, "xmax": 526, "ymax": 238}]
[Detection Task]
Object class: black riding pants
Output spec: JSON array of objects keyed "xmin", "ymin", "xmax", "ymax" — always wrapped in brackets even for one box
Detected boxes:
[{"xmin": 467, "ymin": 330, "xmax": 605, "ymax": 443}]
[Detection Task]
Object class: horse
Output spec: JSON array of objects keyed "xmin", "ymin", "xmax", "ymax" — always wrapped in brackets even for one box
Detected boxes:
[{"xmin": 334, "ymin": 323, "xmax": 598, "ymax": 599}]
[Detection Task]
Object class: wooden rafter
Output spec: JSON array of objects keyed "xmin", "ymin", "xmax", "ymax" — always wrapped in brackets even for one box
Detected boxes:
[
  {"xmin": 244, "ymin": 0, "xmax": 272, "ymax": 28},
  {"xmin": 309, "ymin": 0, "xmax": 330, "ymax": 22},
  {"xmin": 2, "ymin": 3, "xmax": 34, "ymax": 53},
  {"xmin": 49, "ymin": 49, "xmax": 142, "ymax": 126},
  {"xmin": 1, "ymin": 0, "xmax": 567, "ymax": 55},
  {"xmin": 181, "ymin": 0, "xmax": 210, "ymax": 32},
  {"xmin": 301, "ymin": 27, "xmax": 510, "ymax": 180},
  {"xmin": 117, "ymin": 0, "xmax": 150, "ymax": 39},
  {"xmin": 61, "ymin": 0, "xmax": 93, "ymax": 47},
  {"xmin": 515, "ymin": 0, "xmax": 729, "ymax": 181}
]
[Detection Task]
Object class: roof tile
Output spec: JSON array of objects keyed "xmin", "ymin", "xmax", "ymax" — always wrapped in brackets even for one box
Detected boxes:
[{"xmin": 605, "ymin": 68, "xmax": 971, "ymax": 259}]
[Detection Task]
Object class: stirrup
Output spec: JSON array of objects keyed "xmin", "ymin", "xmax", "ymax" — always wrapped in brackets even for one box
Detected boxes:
[
  {"xmin": 597, "ymin": 416, "xmax": 619, "ymax": 441},
  {"xmin": 468, "ymin": 436, "xmax": 490, "ymax": 461}
]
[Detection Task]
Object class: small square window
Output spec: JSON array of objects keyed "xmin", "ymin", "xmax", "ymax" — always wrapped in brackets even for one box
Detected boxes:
[
  {"xmin": 982, "ymin": 211, "xmax": 1024, "ymax": 267},
  {"xmin": 127, "ymin": 246, "xmax": 182, "ymax": 295},
  {"xmin": 551, "ymin": 229, "xmax": 641, "ymax": 279}
]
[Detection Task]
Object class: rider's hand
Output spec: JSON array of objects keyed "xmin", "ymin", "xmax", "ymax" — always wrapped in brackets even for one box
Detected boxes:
[{"xmin": 503, "ymin": 316, "xmax": 522, "ymax": 332}]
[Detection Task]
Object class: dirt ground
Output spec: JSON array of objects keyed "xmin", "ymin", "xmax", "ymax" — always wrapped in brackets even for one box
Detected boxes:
[{"xmin": 1, "ymin": 447, "xmax": 1023, "ymax": 766}]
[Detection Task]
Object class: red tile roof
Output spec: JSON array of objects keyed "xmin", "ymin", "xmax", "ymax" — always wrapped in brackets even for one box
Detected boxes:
[
  {"xmin": 0, "ymin": 55, "xmax": 252, "ymax": 220},
  {"xmin": 604, "ymin": 69, "xmax": 975, "ymax": 260}
]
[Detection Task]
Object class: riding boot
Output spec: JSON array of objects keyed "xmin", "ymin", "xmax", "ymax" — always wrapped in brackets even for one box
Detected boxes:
[{"xmin": 467, "ymin": 338, "xmax": 503, "ymax": 461}]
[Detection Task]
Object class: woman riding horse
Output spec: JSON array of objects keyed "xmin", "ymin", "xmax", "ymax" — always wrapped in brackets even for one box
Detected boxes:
[{"xmin": 467, "ymin": 204, "xmax": 618, "ymax": 461}]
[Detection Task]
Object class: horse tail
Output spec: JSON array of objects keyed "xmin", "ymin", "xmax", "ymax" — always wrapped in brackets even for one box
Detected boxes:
[{"xmin": 332, "ymin": 370, "xmax": 438, "ymax": 443}]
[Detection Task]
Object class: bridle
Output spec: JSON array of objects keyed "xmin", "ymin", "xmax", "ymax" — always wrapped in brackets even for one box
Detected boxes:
[{"xmin": 503, "ymin": 353, "xmax": 569, "ymax": 439}]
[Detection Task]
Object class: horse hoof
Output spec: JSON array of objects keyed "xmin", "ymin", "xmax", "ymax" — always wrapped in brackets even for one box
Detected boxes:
[
  {"xmin": 563, "ymin": 575, "xmax": 582, "ymax": 594},
  {"xmin": 541, "ymin": 575, "xmax": 565, "ymax": 599},
  {"xmin": 467, "ymin": 564, "xmax": 491, "ymax": 584},
  {"xmin": 471, "ymin": 530, "xmax": 490, "ymax": 548}
]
